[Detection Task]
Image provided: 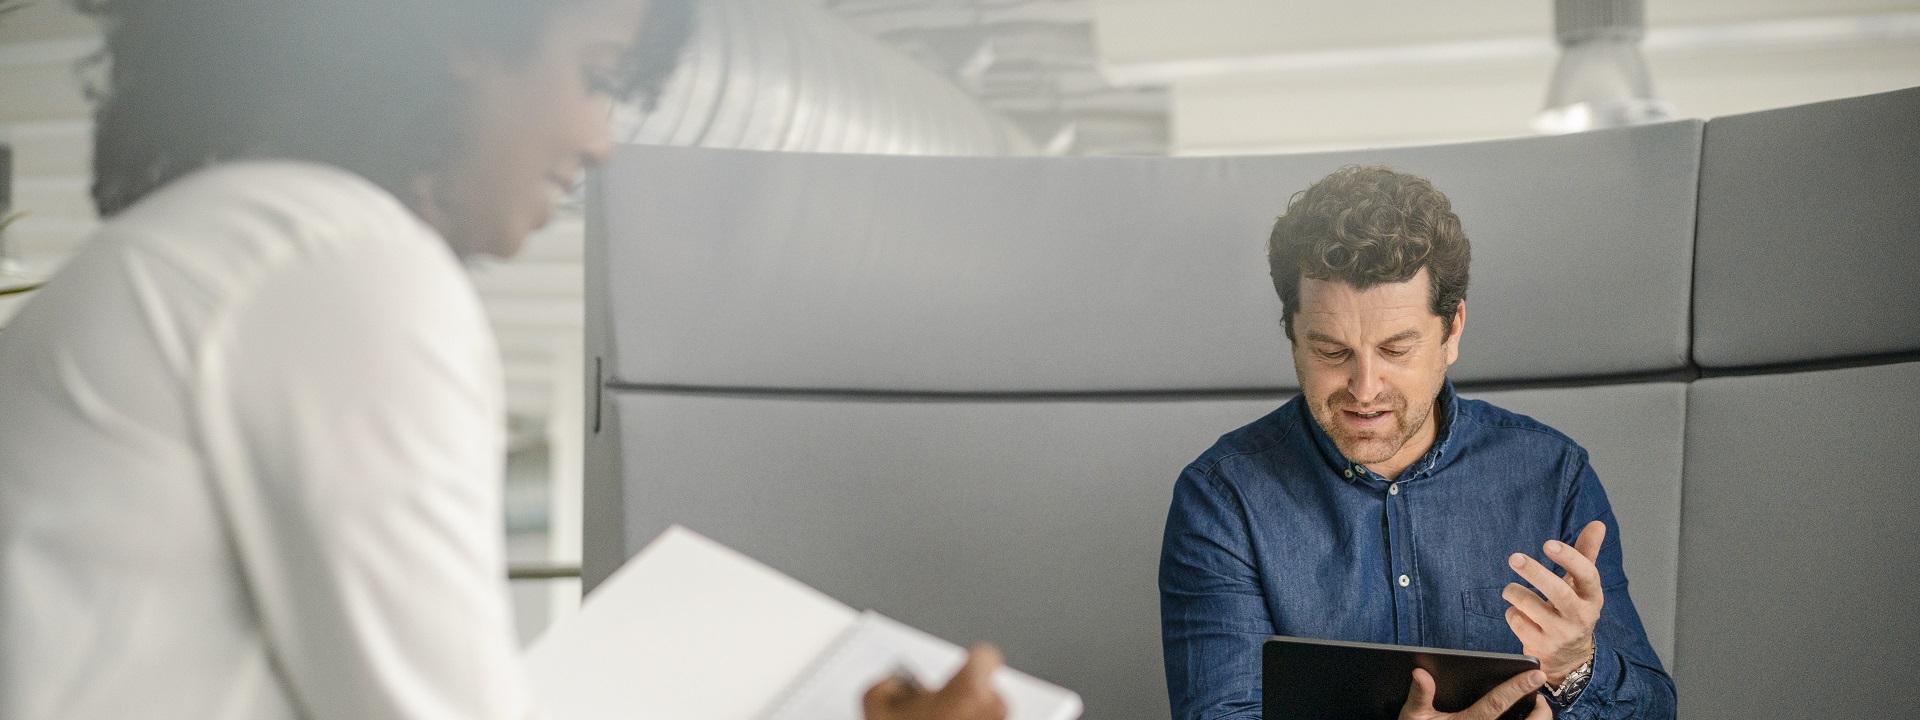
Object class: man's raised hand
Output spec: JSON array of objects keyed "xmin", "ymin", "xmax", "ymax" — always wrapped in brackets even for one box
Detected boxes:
[
  {"xmin": 1503, "ymin": 520, "xmax": 1607, "ymax": 683},
  {"xmin": 1399, "ymin": 667, "xmax": 1550, "ymax": 720}
]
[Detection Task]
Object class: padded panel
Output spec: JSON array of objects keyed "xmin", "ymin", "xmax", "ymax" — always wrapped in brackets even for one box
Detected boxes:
[
  {"xmin": 605, "ymin": 391, "xmax": 1284, "ymax": 720},
  {"xmin": 1693, "ymin": 87, "xmax": 1920, "ymax": 368},
  {"xmin": 593, "ymin": 122, "xmax": 1698, "ymax": 392},
  {"xmin": 1675, "ymin": 362, "xmax": 1920, "ymax": 718},
  {"xmin": 1462, "ymin": 383, "xmax": 1686, "ymax": 669}
]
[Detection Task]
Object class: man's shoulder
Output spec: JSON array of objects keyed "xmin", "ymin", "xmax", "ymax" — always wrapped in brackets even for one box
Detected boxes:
[
  {"xmin": 1452, "ymin": 395, "xmax": 1589, "ymax": 462},
  {"xmin": 1185, "ymin": 396, "xmax": 1309, "ymax": 480}
]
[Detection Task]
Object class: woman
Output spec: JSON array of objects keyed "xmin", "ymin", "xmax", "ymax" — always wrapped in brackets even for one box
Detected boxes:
[{"xmin": 0, "ymin": 1, "xmax": 1002, "ymax": 718}]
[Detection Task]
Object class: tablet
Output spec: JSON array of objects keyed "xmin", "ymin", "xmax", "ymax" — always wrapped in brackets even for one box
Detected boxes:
[{"xmin": 1262, "ymin": 636, "xmax": 1541, "ymax": 720}]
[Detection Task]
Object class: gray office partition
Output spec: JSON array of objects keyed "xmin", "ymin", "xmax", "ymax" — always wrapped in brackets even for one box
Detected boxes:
[
  {"xmin": 1692, "ymin": 88, "xmax": 1920, "ymax": 369},
  {"xmin": 592, "ymin": 123, "xmax": 1701, "ymax": 395},
  {"xmin": 585, "ymin": 118, "xmax": 1710, "ymax": 720},
  {"xmin": 612, "ymin": 392, "xmax": 1281, "ymax": 718},
  {"xmin": 1670, "ymin": 86, "xmax": 1920, "ymax": 720},
  {"xmin": 1675, "ymin": 362, "xmax": 1920, "ymax": 719}
]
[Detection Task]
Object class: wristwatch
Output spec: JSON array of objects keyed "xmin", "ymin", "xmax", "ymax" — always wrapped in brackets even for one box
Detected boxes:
[{"xmin": 1545, "ymin": 657, "xmax": 1594, "ymax": 705}]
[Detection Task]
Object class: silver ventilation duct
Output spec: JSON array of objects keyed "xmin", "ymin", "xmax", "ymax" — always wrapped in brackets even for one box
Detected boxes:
[
  {"xmin": 613, "ymin": 0, "xmax": 1038, "ymax": 155},
  {"xmin": 1534, "ymin": 0, "xmax": 1673, "ymax": 134}
]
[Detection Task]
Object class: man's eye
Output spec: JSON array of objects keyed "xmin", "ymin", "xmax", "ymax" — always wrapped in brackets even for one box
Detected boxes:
[
  {"xmin": 1319, "ymin": 349, "xmax": 1350, "ymax": 361},
  {"xmin": 1381, "ymin": 346, "xmax": 1410, "ymax": 358}
]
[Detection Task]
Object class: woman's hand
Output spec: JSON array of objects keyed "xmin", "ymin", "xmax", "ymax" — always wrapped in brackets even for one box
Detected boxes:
[{"xmin": 862, "ymin": 644, "xmax": 1008, "ymax": 720}]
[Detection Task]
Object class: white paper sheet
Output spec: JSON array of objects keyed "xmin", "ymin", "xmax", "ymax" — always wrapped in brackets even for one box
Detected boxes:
[
  {"xmin": 525, "ymin": 526, "xmax": 859, "ymax": 720},
  {"xmin": 762, "ymin": 611, "xmax": 1082, "ymax": 720}
]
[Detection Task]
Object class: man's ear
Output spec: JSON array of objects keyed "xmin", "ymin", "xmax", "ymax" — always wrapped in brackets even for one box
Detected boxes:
[{"xmin": 1443, "ymin": 301, "xmax": 1465, "ymax": 366}]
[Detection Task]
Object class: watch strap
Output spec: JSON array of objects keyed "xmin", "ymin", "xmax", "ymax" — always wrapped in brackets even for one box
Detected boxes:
[{"xmin": 1546, "ymin": 656, "xmax": 1595, "ymax": 705}]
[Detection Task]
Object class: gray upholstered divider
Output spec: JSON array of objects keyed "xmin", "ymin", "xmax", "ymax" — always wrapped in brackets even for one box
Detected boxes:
[
  {"xmin": 1669, "ymin": 86, "xmax": 1920, "ymax": 719},
  {"xmin": 585, "ymin": 119, "xmax": 1705, "ymax": 720},
  {"xmin": 1675, "ymin": 362, "xmax": 1920, "ymax": 719},
  {"xmin": 1692, "ymin": 87, "xmax": 1920, "ymax": 369},
  {"xmin": 594, "ymin": 122, "xmax": 1700, "ymax": 394},
  {"xmin": 610, "ymin": 392, "xmax": 1280, "ymax": 719}
]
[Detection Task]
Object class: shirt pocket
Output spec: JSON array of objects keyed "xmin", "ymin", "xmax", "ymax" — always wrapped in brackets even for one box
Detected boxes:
[{"xmin": 1460, "ymin": 587, "xmax": 1525, "ymax": 654}]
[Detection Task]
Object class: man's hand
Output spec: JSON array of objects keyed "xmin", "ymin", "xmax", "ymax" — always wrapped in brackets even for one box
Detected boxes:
[
  {"xmin": 1399, "ymin": 667, "xmax": 1549, "ymax": 720},
  {"xmin": 1504, "ymin": 520, "xmax": 1607, "ymax": 683},
  {"xmin": 862, "ymin": 644, "xmax": 1008, "ymax": 720}
]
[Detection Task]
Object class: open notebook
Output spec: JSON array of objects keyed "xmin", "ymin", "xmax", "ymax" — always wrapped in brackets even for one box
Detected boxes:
[{"xmin": 525, "ymin": 526, "xmax": 1083, "ymax": 720}]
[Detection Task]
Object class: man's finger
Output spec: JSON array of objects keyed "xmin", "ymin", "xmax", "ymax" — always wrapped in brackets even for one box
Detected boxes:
[
  {"xmin": 1574, "ymin": 521, "xmax": 1607, "ymax": 563},
  {"xmin": 1455, "ymin": 669, "xmax": 1546, "ymax": 720},
  {"xmin": 1501, "ymin": 582, "xmax": 1558, "ymax": 630},
  {"xmin": 1544, "ymin": 538, "xmax": 1605, "ymax": 603},
  {"xmin": 1504, "ymin": 604, "xmax": 1546, "ymax": 642},
  {"xmin": 1401, "ymin": 667, "xmax": 1439, "ymax": 718},
  {"xmin": 1508, "ymin": 554, "xmax": 1580, "ymax": 611}
]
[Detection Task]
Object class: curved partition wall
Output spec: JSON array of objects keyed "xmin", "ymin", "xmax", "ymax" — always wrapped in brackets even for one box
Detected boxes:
[
  {"xmin": 585, "ymin": 86, "xmax": 1919, "ymax": 719},
  {"xmin": 1675, "ymin": 86, "xmax": 1920, "ymax": 719}
]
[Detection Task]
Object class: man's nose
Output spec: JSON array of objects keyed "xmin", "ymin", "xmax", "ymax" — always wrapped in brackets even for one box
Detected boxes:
[{"xmin": 1349, "ymin": 354, "xmax": 1384, "ymax": 404}]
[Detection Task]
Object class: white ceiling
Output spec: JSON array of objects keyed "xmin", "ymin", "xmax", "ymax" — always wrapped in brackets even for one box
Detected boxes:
[{"xmin": 1093, "ymin": 0, "xmax": 1920, "ymax": 153}]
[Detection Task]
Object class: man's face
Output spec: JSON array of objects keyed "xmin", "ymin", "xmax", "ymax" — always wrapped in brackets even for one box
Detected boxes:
[{"xmin": 1291, "ymin": 267, "xmax": 1462, "ymax": 473}]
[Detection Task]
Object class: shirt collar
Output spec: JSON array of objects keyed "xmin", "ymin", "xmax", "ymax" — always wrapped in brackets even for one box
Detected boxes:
[{"xmin": 1303, "ymin": 378, "xmax": 1460, "ymax": 485}]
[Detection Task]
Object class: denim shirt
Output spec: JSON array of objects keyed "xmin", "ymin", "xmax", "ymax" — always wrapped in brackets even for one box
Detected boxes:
[{"xmin": 1160, "ymin": 382, "xmax": 1675, "ymax": 719}]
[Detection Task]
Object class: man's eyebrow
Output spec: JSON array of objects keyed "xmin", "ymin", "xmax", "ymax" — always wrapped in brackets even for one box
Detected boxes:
[
  {"xmin": 1379, "ymin": 329, "xmax": 1422, "ymax": 345},
  {"xmin": 1303, "ymin": 331, "xmax": 1346, "ymax": 346}
]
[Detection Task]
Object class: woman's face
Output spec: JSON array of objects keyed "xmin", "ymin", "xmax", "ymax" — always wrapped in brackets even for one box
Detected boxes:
[{"xmin": 436, "ymin": 0, "xmax": 651, "ymax": 258}]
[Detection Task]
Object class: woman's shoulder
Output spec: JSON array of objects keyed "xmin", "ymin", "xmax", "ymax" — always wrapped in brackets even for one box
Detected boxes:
[
  {"xmin": 92, "ymin": 160, "xmax": 462, "ymax": 297},
  {"xmin": 119, "ymin": 160, "xmax": 431, "ymax": 250}
]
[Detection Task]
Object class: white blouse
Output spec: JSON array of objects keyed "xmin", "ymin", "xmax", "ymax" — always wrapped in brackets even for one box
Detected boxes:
[{"xmin": 0, "ymin": 162, "xmax": 536, "ymax": 719}]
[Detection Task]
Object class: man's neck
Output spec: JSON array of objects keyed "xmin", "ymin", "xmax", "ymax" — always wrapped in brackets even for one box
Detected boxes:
[{"xmin": 1372, "ymin": 410, "xmax": 1439, "ymax": 482}]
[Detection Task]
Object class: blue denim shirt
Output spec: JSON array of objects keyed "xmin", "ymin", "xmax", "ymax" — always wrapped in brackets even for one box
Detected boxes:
[{"xmin": 1160, "ymin": 382, "xmax": 1675, "ymax": 719}]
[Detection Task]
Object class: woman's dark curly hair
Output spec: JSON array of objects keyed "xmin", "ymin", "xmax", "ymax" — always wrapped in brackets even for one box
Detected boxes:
[
  {"xmin": 75, "ymin": 0, "xmax": 694, "ymax": 217},
  {"xmin": 1267, "ymin": 165, "xmax": 1471, "ymax": 342}
]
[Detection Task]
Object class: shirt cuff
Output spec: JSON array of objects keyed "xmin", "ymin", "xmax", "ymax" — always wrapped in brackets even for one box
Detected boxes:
[{"xmin": 1552, "ymin": 639, "xmax": 1619, "ymax": 716}]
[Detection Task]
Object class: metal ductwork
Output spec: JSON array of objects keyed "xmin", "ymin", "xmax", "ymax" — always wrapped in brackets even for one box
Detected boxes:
[
  {"xmin": 1534, "ymin": 0, "xmax": 1673, "ymax": 134},
  {"xmin": 613, "ymin": 0, "xmax": 1038, "ymax": 155}
]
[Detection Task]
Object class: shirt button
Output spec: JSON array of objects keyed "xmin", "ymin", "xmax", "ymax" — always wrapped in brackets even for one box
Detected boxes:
[
  {"xmin": 1343, "ymin": 468, "xmax": 1353, "ymax": 478},
  {"xmin": 1398, "ymin": 575, "xmax": 1411, "ymax": 587},
  {"xmin": 1388, "ymin": 483, "xmax": 1400, "ymax": 496}
]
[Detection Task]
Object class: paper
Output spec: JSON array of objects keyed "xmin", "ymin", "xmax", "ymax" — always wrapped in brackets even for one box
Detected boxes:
[
  {"xmin": 525, "ymin": 526, "xmax": 859, "ymax": 720},
  {"xmin": 524, "ymin": 526, "xmax": 1082, "ymax": 720},
  {"xmin": 763, "ymin": 611, "xmax": 1083, "ymax": 720}
]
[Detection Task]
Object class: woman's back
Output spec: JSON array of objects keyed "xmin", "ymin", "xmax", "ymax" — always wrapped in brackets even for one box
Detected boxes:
[{"xmin": 0, "ymin": 161, "xmax": 527, "ymax": 720}]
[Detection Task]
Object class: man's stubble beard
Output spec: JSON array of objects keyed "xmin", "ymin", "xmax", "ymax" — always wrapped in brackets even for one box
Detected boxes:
[{"xmin": 1316, "ymin": 387, "xmax": 1435, "ymax": 466}]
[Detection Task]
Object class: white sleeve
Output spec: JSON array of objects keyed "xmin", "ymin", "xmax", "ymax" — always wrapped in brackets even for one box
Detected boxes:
[{"xmin": 191, "ymin": 233, "xmax": 537, "ymax": 720}]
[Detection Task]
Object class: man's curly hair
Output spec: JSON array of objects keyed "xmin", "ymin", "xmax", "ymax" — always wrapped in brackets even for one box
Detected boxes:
[{"xmin": 1267, "ymin": 165, "xmax": 1471, "ymax": 342}]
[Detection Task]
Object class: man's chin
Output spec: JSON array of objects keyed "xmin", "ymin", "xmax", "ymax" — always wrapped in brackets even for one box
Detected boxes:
[{"xmin": 1332, "ymin": 436, "xmax": 1401, "ymax": 467}]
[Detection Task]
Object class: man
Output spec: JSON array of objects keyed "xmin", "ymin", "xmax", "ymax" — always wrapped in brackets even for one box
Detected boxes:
[{"xmin": 1158, "ymin": 166, "xmax": 1675, "ymax": 719}]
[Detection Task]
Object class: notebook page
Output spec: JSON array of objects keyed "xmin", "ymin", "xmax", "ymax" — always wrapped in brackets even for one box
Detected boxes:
[
  {"xmin": 762, "ymin": 611, "xmax": 1083, "ymax": 720},
  {"xmin": 525, "ymin": 526, "xmax": 860, "ymax": 720}
]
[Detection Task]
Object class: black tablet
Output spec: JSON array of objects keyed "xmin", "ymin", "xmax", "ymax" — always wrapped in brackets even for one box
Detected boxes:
[{"xmin": 1262, "ymin": 636, "xmax": 1541, "ymax": 720}]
